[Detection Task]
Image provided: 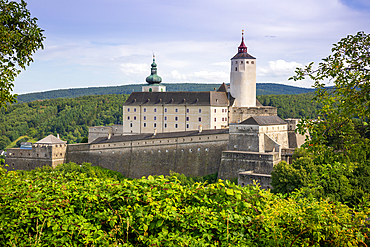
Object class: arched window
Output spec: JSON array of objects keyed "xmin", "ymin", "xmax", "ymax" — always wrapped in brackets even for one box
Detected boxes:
[
  {"xmin": 149, "ymin": 88, "xmax": 152, "ymax": 92},
  {"xmin": 235, "ymin": 67, "xmax": 237, "ymax": 71}
]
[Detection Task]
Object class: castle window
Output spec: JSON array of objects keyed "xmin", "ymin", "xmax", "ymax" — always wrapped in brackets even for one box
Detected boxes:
[
  {"xmin": 186, "ymin": 108, "xmax": 189, "ymax": 113},
  {"xmin": 198, "ymin": 148, "xmax": 201, "ymax": 151},
  {"xmin": 214, "ymin": 126, "xmax": 216, "ymax": 129},
  {"xmin": 127, "ymin": 116, "xmax": 130, "ymax": 120},
  {"xmin": 127, "ymin": 108, "xmax": 130, "ymax": 112},
  {"xmin": 154, "ymin": 116, "xmax": 157, "ymax": 121},
  {"xmin": 154, "ymin": 108, "xmax": 157, "ymax": 112},
  {"xmin": 175, "ymin": 108, "xmax": 178, "ymax": 113},
  {"xmin": 45, "ymin": 154, "xmax": 47, "ymax": 157},
  {"xmin": 143, "ymin": 116, "xmax": 146, "ymax": 120},
  {"xmin": 130, "ymin": 123, "xmax": 133, "ymax": 128},
  {"xmin": 214, "ymin": 109, "xmax": 216, "ymax": 113},
  {"xmin": 164, "ymin": 116, "xmax": 167, "ymax": 121},
  {"xmin": 134, "ymin": 116, "xmax": 136, "ymax": 120},
  {"xmin": 198, "ymin": 117, "xmax": 202, "ymax": 122},
  {"xmin": 186, "ymin": 124, "xmax": 189, "ymax": 129},
  {"xmin": 165, "ymin": 108, "xmax": 167, "ymax": 113},
  {"xmin": 144, "ymin": 108, "xmax": 146, "ymax": 112},
  {"xmin": 246, "ymin": 61, "xmax": 249, "ymax": 64},
  {"xmin": 251, "ymin": 61, "xmax": 254, "ymax": 64},
  {"xmin": 154, "ymin": 123, "xmax": 157, "ymax": 128},
  {"xmin": 186, "ymin": 117, "xmax": 189, "ymax": 121},
  {"xmin": 241, "ymin": 61, "xmax": 243, "ymax": 64},
  {"xmin": 165, "ymin": 123, "xmax": 167, "ymax": 128},
  {"xmin": 214, "ymin": 118, "xmax": 217, "ymax": 122},
  {"xmin": 144, "ymin": 123, "xmax": 146, "ymax": 127},
  {"xmin": 235, "ymin": 61, "xmax": 238, "ymax": 64},
  {"xmin": 175, "ymin": 117, "xmax": 178, "ymax": 121},
  {"xmin": 199, "ymin": 109, "xmax": 202, "ymax": 113},
  {"xmin": 134, "ymin": 108, "xmax": 137, "ymax": 112},
  {"xmin": 235, "ymin": 67, "xmax": 237, "ymax": 71},
  {"xmin": 175, "ymin": 124, "xmax": 178, "ymax": 128},
  {"xmin": 149, "ymin": 88, "xmax": 152, "ymax": 92}
]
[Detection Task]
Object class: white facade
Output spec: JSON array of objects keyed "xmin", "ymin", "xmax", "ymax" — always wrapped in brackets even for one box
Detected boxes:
[
  {"xmin": 230, "ymin": 58, "xmax": 256, "ymax": 107},
  {"xmin": 123, "ymin": 105, "xmax": 228, "ymax": 134},
  {"xmin": 142, "ymin": 85, "xmax": 166, "ymax": 92}
]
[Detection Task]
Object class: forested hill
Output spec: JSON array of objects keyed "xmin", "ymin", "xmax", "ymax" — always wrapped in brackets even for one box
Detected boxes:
[
  {"xmin": 0, "ymin": 92, "xmax": 320, "ymax": 149},
  {"xmin": 16, "ymin": 83, "xmax": 314, "ymax": 103}
]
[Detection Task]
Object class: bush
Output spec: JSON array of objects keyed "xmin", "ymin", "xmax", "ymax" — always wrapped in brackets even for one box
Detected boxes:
[{"xmin": 0, "ymin": 165, "xmax": 368, "ymax": 246}]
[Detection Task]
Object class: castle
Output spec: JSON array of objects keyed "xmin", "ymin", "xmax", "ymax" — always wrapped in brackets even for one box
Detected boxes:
[{"xmin": 5, "ymin": 32, "xmax": 307, "ymax": 187}]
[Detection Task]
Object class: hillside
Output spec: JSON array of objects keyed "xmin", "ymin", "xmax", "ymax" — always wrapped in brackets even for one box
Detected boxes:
[
  {"xmin": 16, "ymin": 83, "xmax": 314, "ymax": 103},
  {"xmin": 0, "ymin": 92, "xmax": 319, "ymax": 150}
]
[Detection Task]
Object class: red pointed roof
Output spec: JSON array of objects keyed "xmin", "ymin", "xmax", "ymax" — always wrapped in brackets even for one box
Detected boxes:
[
  {"xmin": 231, "ymin": 30, "xmax": 256, "ymax": 60},
  {"xmin": 238, "ymin": 31, "xmax": 248, "ymax": 53}
]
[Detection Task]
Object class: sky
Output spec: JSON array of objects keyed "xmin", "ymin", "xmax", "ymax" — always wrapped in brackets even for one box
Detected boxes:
[{"xmin": 13, "ymin": 0, "xmax": 370, "ymax": 94}]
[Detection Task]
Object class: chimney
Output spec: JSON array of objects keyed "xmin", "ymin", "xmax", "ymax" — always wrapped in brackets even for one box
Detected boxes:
[
  {"xmin": 57, "ymin": 134, "xmax": 60, "ymax": 139},
  {"xmin": 153, "ymin": 129, "xmax": 157, "ymax": 136},
  {"xmin": 108, "ymin": 133, "xmax": 111, "ymax": 139},
  {"xmin": 198, "ymin": 125, "xmax": 202, "ymax": 133}
]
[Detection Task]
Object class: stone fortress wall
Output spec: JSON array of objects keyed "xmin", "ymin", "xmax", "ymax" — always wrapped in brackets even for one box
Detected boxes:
[
  {"xmin": 6, "ymin": 143, "xmax": 67, "ymax": 171},
  {"xmin": 67, "ymin": 130, "xmax": 229, "ymax": 178}
]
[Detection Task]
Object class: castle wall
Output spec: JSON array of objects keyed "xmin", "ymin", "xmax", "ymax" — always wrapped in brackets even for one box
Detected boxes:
[
  {"xmin": 88, "ymin": 125, "xmax": 123, "ymax": 143},
  {"xmin": 5, "ymin": 144, "xmax": 67, "ymax": 171},
  {"xmin": 238, "ymin": 171, "xmax": 272, "ymax": 190},
  {"xmin": 218, "ymin": 151, "xmax": 280, "ymax": 180},
  {"xmin": 67, "ymin": 133, "xmax": 228, "ymax": 178},
  {"xmin": 229, "ymin": 106, "xmax": 277, "ymax": 124}
]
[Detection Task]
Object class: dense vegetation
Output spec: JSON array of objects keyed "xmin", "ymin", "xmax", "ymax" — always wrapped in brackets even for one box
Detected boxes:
[
  {"xmin": 0, "ymin": 94, "xmax": 128, "ymax": 148},
  {"xmin": 0, "ymin": 92, "xmax": 319, "ymax": 150},
  {"xmin": 0, "ymin": 163, "xmax": 368, "ymax": 246},
  {"xmin": 257, "ymin": 92, "xmax": 319, "ymax": 119},
  {"xmin": 272, "ymin": 32, "xmax": 370, "ymax": 207},
  {"xmin": 16, "ymin": 83, "xmax": 315, "ymax": 103}
]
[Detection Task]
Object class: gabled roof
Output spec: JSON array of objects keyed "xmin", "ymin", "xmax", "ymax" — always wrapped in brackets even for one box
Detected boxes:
[
  {"xmin": 239, "ymin": 116, "xmax": 287, "ymax": 126},
  {"xmin": 217, "ymin": 83, "xmax": 228, "ymax": 92},
  {"xmin": 36, "ymin": 135, "xmax": 67, "ymax": 144},
  {"xmin": 123, "ymin": 91, "xmax": 229, "ymax": 106}
]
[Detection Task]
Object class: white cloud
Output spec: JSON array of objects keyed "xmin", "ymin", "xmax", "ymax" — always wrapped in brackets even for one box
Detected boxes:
[
  {"xmin": 258, "ymin": 60, "xmax": 303, "ymax": 77},
  {"xmin": 120, "ymin": 63, "xmax": 149, "ymax": 74},
  {"xmin": 165, "ymin": 70, "xmax": 228, "ymax": 82}
]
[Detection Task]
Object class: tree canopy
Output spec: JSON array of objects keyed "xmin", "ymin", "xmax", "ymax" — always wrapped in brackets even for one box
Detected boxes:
[
  {"xmin": 272, "ymin": 31, "xmax": 370, "ymax": 206},
  {"xmin": 0, "ymin": 0, "xmax": 45, "ymax": 109}
]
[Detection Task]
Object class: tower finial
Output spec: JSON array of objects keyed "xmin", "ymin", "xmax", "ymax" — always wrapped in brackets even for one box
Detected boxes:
[
  {"xmin": 146, "ymin": 54, "xmax": 162, "ymax": 84},
  {"xmin": 238, "ymin": 30, "xmax": 247, "ymax": 53}
]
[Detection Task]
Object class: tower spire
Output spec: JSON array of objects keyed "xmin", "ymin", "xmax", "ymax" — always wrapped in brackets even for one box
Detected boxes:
[
  {"xmin": 146, "ymin": 54, "xmax": 162, "ymax": 84},
  {"xmin": 238, "ymin": 30, "xmax": 248, "ymax": 53}
]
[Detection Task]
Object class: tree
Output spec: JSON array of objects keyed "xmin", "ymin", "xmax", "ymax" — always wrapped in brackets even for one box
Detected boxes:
[
  {"xmin": 272, "ymin": 32, "xmax": 370, "ymax": 206},
  {"xmin": 0, "ymin": 0, "xmax": 45, "ymax": 109},
  {"xmin": 291, "ymin": 31, "xmax": 370, "ymax": 159}
]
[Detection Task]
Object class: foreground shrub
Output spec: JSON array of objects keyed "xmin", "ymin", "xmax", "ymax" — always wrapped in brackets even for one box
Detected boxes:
[{"xmin": 0, "ymin": 165, "xmax": 369, "ymax": 246}]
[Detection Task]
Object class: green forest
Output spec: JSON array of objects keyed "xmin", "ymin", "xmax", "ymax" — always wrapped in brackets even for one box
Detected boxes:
[
  {"xmin": 0, "ymin": 94, "xmax": 128, "ymax": 149},
  {"xmin": 0, "ymin": 92, "xmax": 319, "ymax": 149},
  {"xmin": 16, "ymin": 82, "xmax": 315, "ymax": 103}
]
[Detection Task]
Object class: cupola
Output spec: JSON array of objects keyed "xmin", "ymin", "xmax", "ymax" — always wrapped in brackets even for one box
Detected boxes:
[{"xmin": 145, "ymin": 55, "xmax": 162, "ymax": 85}]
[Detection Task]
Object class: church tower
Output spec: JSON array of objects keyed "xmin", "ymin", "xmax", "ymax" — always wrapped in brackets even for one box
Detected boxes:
[
  {"xmin": 142, "ymin": 55, "xmax": 166, "ymax": 92},
  {"xmin": 230, "ymin": 30, "xmax": 256, "ymax": 107}
]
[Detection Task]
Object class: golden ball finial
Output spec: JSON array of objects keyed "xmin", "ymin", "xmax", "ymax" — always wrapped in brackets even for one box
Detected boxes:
[{"xmin": 242, "ymin": 29, "xmax": 244, "ymax": 35}]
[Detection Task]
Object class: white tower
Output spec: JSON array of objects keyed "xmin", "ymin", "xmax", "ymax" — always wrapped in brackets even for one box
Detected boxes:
[{"xmin": 230, "ymin": 30, "xmax": 256, "ymax": 107}]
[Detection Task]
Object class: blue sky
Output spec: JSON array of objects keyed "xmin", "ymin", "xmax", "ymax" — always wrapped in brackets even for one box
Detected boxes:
[{"xmin": 13, "ymin": 0, "xmax": 370, "ymax": 94}]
